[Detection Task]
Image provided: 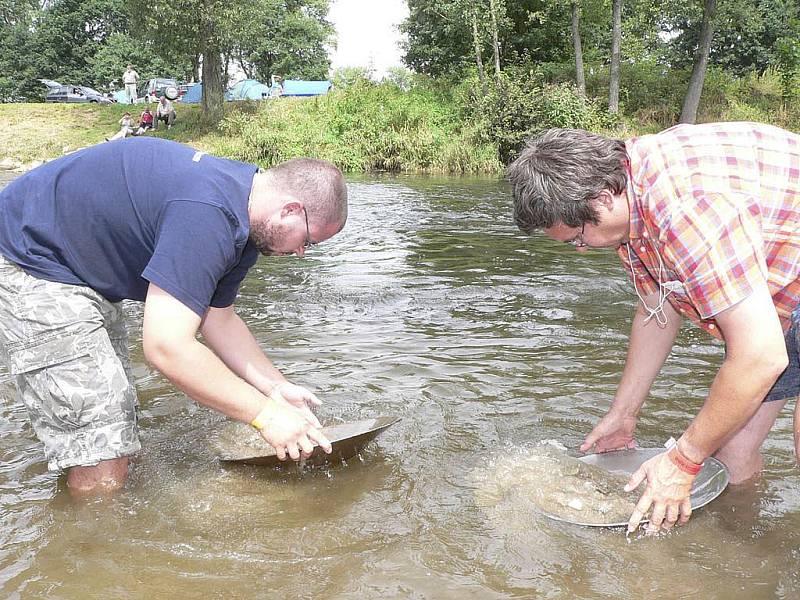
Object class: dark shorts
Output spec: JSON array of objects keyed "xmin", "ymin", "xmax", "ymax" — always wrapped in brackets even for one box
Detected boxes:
[{"xmin": 764, "ymin": 305, "xmax": 800, "ymax": 402}]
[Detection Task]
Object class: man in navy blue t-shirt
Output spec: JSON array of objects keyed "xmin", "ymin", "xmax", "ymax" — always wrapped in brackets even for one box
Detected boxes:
[{"xmin": 0, "ymin": 137, "xmax": 348, "ymax": 494}]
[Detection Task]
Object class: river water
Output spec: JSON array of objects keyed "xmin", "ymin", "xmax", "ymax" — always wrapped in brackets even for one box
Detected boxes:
[{"xmin": 1, "ymin": 173, "xmax": 799, "ymax": 599}]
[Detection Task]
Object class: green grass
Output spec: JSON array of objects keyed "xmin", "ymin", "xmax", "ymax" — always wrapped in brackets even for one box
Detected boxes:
[
  {"xmin": 0, "ymin": 88, "xmax": 505, "ymax": 174},
  {"xmin": 2, "ymin": 71, "xmax": 797, "ymax": 172},
  {"xmin": 1, "ymin": 80, "xmax": 507, "ymax": 174},
  {"xmin": 0, "ymin": 102, "xmax": 210, "ymax": 164}
]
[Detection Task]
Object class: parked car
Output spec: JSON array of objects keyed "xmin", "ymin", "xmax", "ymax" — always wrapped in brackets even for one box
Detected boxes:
[
  {"xmin": 40, "ymin": 80, "xmax": 113, "ymax": 104},
  {"xmin": 139, "ymin": 78, "xmax": 180, "ymax": 102}
]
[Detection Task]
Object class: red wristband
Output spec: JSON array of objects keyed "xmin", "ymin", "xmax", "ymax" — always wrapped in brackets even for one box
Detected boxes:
[{"xmin": 668, "ymin": 446, "xmax": 703, "ymax": 476}]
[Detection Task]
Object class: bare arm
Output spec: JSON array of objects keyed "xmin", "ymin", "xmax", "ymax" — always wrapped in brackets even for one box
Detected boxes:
[
  {"xmin": 200, "ymin": 305, "xmax": 324, "ymax": 426},
  {"xmin": 143, "ymin": 286, "xmax": 265, "ymax": 422},
  {"xmin": 200, "ymin": 304, "xmax": 285, "ymax": 397},
  {"xmin": 142, "ymin": 284, "xmax": 330, "ymax": 458},
  {"xmin": 581, "ymin": 290, "xmax": 682, "ymax": 452},
  {"xmin": 625, "ymin": 280, "xmax": 787, "ymax": 532},
  {"xmin": 678, "ymin": 281, "xmax": 787, "ymax": 462},
  {"xmin": 612, "ymin": 291, "xmax": 683, "ymax": 416}
]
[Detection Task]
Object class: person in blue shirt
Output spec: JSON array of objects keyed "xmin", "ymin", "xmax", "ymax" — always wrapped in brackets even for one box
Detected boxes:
[{"xmin": 0, "ymin": 137, "xmax": 348, "ymax": 494}]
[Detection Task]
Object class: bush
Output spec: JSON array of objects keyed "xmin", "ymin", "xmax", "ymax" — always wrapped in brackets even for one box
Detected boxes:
[
  {"xmin": 213, "ymin": 78, "xmax": 502, "ymax": 174},
  {"xmin": 461, "ymin": 70, "xmax": 615, "ymax": 162}
]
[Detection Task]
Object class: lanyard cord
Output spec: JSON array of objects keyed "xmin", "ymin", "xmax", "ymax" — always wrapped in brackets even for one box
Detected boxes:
[
  {"xmin": 626, "ymin": 240, "xmax": 672, "ymax": 327},
  {"xmin": 624, "ymin": 158, "xmax": 672, "ymax": 327}
]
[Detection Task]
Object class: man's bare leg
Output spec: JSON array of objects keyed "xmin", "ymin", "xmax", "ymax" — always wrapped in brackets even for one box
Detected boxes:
[
  {"xmin": 714, "ymin": 399, "xmax": 787, "ymax": 483},
  {"xmin": 66, "ymin": 457, "xmax": 130, "ymax": 495}
]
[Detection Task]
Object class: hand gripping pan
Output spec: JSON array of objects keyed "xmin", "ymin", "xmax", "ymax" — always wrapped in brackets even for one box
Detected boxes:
[
  {"xmin": 218, "ymin": 416, "xmax": 400, "ymax": 469},
  {"xmin": 543, "ymin": 447, "xmax": 729, "ymax": 527}
]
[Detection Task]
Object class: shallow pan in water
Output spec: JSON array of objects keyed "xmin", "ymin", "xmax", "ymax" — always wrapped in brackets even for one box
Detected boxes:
[
  {"xmin": 218, "ymin": 416, "xmax": 400, "ymax": 469},
  {"xmin": 546, "ymin": 447, "xmax": 730, "ymax": 527}
]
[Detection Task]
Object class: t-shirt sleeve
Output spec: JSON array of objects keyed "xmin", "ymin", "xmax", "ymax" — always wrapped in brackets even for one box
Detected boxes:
[
  {"xmin": 658, "ymin": 191, "xmax": 768, "ymax": 319},
  {"xmin": 142, "ymin": 200, "xmax": 239, "ymax": 317},
  {"xmin": 210, "ymin": 242, "xmax": 259, "ymax": 309}
]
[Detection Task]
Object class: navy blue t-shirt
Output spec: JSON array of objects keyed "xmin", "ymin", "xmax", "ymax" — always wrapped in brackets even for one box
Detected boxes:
[{"xmin": 0, "ymin": 138, "xmax": 260, "ymax": 316}]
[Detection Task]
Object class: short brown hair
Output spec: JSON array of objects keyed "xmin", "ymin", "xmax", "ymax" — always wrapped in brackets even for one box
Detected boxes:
[
  {"xmin": 506, "ymin": 128, "xmax": 628, "ymax": 233},
  {"xmin": 266, "ymin": 158, "xmax": 348, "ymax": 228}
]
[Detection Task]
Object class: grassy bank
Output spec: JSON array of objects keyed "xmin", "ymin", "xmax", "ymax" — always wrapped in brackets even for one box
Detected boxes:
[
  {"xmin": 0, "ymin": 81, "xmax": 505, "ymax": 174},
  {"xmin": 1, "ymin": 71, "xmax": 798, "ymax": 173},
  {"xmin": 0, "ymin": 102, "xmax": 206, "ymax": 165}
]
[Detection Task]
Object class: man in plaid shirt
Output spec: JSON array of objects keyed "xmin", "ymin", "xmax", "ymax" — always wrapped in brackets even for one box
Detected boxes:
[{"xmin": 507, "ymin": 122, "xmax": 800, "ymax": 533}]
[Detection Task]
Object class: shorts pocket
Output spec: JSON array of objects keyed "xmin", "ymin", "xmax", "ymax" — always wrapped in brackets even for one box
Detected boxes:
[
  {"xmin": 6, "ymin": 329, "xmax": 90, "ymax": 375},
  {"xmin": 16, "ymin": 328, "xmax": 134, "ymax": 433}
]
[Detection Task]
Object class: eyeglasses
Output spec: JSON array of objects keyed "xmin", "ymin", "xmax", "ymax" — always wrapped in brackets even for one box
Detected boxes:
[
  {"xmin": 302, "ymin": 207, "xmax": 317, "ymax": 249},
  {"xmin": 566, "ymin": 223, "xmax": 587, "ymax": 248}
]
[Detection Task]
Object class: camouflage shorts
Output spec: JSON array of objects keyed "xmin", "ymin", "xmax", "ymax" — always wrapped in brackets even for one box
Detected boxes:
[{"xmin": 0, "ymin": 255, "xmax": 140, "ymax": 471}]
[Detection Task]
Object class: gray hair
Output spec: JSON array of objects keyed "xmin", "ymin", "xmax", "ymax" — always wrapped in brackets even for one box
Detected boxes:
[
  {"xmin": 506, "ymin": 128, "xmax": 628, "ymax": 233},
  {"xmin": 266, "ymin": 158, "xmax": 348, "ymax": 229}
]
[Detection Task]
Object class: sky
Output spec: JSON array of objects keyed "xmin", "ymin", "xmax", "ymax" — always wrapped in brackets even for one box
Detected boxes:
[{"xmin": 328, "ymin": 0, "xmax": 410, "ymax": 78}]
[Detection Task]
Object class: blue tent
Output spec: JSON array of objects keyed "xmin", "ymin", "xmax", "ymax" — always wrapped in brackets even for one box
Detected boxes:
[
  {"xmin": 112, "ymin": 90, "xmax": 135, "ymax": 104},
  {"xmin": 181, "ymin": 83, "xmax": 202, "ymax": 104},
  {"xmin": 282, "ymin": 80, "xmax": 332, "ymax": 97},
  {"xmin": 226, "ymin": 79, "xmax": 271, "ymax": 101}
]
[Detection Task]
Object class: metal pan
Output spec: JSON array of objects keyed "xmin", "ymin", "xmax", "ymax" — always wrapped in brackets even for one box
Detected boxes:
[
  {"xmin": 544, "ymin": 447, "xmax": 730, "ymax": 527},
  {"xmin": 218, "ymin": 415, "xmax": 400, "ymax": 469}
]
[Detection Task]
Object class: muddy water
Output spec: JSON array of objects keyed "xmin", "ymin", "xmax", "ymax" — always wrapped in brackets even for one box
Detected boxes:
[{"xmin": 1, "ymin": 173, "xmax": 800, "ymax": 599}]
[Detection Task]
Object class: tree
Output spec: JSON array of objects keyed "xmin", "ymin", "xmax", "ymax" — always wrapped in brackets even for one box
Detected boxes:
[
  {"xmin": 131, "ymin": 0, "xmax": 241, "ymax": 122},
  {"xmin": 88, "ymin": 33, "xmax": 191, "ymax": 91},
  {"xmin": 469, "ymin": 7, "xmax": 488, "ymax": 95},
  {"xmin": 0, "ymin": 0, "xmax": 38, "ymax": 100},
  {"xmin": 488, "ymin": 0, "xmax": 503, "ymax": 83},
  {"xmin": 679, "ymin": 0, "xmax": 716, "ymax": 124},
  {"xmin": 400, "ymin": 0, "xmax": 475, "ymax": 77},
  {"xmin": 401, "ymin": 0, "xmax": 578, "ymax": 78},
  {"xmin": 774, "ymin": 19, "xmax": 800, "ymax": 110},
  {"xmin": 230, "ymin": 0, "xmax": 334, "ymax": 83},
  {"xmin": 27, "ymin": 0, "xmax": 129, "ymax": 85},
  {"xmin": 609, "ymin": 0, "xmax": 622, "ymax": 113},
  {"xmin": 571, "ymin": 1, "xmax": 585, "ymax": 96}
]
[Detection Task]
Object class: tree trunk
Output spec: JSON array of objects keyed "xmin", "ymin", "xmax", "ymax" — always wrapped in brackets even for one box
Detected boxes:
[
  {"xmin": 191, "ymin": 54, "xmax": 200, "ymax": 83},
  {"xmin": 608, "ymin": 0, "xmax": 622, "ymax": 113},
  {"xmin": 201, "ymin": 47, "xmax": 224, "ymax": 122},
  {"xmin": 488, "ymin": 0, "xmax": 502, "ymax": 84},
  {"xmin": 571, "ymin": 1, "xmax": 585, "ymax": 96},
  {"xmin": 471, "ymin": 10, "xmax": 488, "ymax": 96},
  {"xmin": 222, "ymin": 50, "xmax": 231, "ymax": 88},
  {"xmin": 680, "ymin": 0, "xmax": 717, "ymax": 124},
  {"xmin": 201, "ymin": 27, "xmax": 224, "ymax": 123}
]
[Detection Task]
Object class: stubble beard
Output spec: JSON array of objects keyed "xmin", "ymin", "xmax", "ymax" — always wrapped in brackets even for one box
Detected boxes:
[{"xmin": 249, "ymin": 219, "xmax": 279, "ymax": 256}]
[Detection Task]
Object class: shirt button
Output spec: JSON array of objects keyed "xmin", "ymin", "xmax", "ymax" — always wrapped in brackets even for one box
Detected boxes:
[
  {"xmin": 640, "ymin": 246, "xmax": 646, "ymax": 252},
  {"xmin": 642, "ymin": 231, "xmax": 649, "ymax": 238},
  {"xmin": 708, "ymin": 324, "xmax": 715, "ymax": 330}
]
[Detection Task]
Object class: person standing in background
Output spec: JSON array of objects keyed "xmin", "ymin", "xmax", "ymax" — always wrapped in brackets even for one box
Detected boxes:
[{"xmin": 123, "ymin": 65, "xmax": 140, "ymax": 104}]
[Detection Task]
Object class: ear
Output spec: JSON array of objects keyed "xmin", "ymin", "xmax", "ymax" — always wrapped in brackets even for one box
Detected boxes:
[
  {"xmin": 593, "ymin": 189, "xmax": 616, "ymax": 212},
  {"xmin": 279, "ymin": 200, "xmax": 304, "ymax": 219}
]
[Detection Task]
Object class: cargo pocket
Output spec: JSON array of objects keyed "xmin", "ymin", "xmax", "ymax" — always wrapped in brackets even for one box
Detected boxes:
[{"xmin": 13, "ymin": 327, "xmax": 135, "ymax": 430}]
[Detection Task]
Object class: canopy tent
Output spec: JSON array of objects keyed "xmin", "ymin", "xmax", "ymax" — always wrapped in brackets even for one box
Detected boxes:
[
  {"xmin": 181, "ymin": 83, "xmax": 202, "ymax": 104},
  {"xmin": 177, "ymin": 79, "xmax": 331, "ymax": 105},
  {"xmin": 226, "ymin": 79, "xmax": 271, "ymax": 101},
  {"xmin": 281, "ymin": 80, "xmax": 332, "ymax": 97},
  {"xmin": 112, "ymin": 90, "xmax": 135, "ymax": 104}
]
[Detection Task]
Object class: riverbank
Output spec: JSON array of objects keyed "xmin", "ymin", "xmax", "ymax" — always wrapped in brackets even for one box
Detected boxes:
[
  {"xmin": 2, "ymin": 72, "xmax": 798, "ymax": 175},
  {"xmin": 0, "ymin": 83, "xmax": 505, "ymax": 174}
]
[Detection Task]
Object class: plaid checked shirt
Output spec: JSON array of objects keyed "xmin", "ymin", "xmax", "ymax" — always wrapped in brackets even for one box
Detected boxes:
[{"xmin": 617, "ymin": 122, "xmax": 800, "ymax": 339}]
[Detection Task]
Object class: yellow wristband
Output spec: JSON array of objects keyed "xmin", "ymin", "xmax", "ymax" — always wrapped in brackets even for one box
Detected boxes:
[
  {"xmin": 250, "ymin": 401, "xmax": 275, "ymax": 431},
  {"xmin": 250, "ymin": 384, "xmax": 286, "ymax": 431}
]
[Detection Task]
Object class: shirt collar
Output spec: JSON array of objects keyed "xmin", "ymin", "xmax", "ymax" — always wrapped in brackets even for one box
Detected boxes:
[{"xmin": 624, "ymin": 145, "xmax": 646, "ymax": 244}]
